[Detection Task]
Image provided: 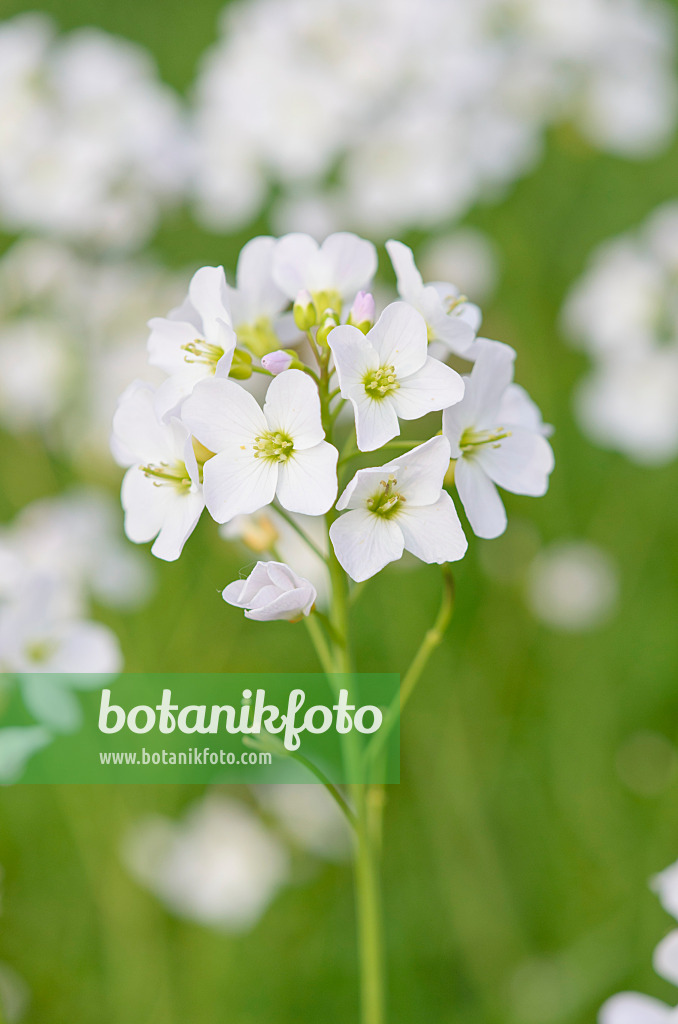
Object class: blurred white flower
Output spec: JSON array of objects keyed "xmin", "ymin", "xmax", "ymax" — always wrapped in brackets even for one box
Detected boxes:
[
  {"xmin": 329, "ymin": 302, "xmax": 465, "ymax": 452},
  {"xmin": 223, "ymin": 561, "xmax": 317, "ymax": 621},
  {"xmin": 419, "ymin": 229, "xmax": 499, "ymax": 304},
  {"xmin": 0, "ymin": 959, "xmax": 30, "ymax": 1024},
  {"xmin": 226, "ymin": 236, "xmax": 294, "ymax": 357},
  {"xmin": 182, "ymin": 370, "xmax": 338, "ymax": 522},
  {"xmin": 563, "ymin": 201, "xmax": 678, "ymax": 464},
  {"xmin": 443, "ymin": 340, "xmax": 554, "ymax": 539},
  {"xmin": 0, "ymin": 13, "xmax": 189, "ymax": 249},
  {"xmin": 526, "ymin": 540, "xmax": 619, "ymax": 631},
  {"xmin": 190, "ymin": 0, "xmax": 677, "ymax": 237},
  {"xmin": 330, "ymin": 437, "xmax": 467, "ymax": 582},
  {"xmin": 122, "ymin": 795, "xmax": 289, "ymax": 931},
  {"xmin": 256, "ymin": 784, "xmax": 351, "ymax": 862},
  {"xmin": 112, "ymin": 382, "xmax": 206, "ymax": 562}
]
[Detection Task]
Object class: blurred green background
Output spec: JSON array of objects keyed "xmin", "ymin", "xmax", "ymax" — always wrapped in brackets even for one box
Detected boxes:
[{"xmin": 1, "ymin": 0, "xmax": 678, "ymax": 1022}]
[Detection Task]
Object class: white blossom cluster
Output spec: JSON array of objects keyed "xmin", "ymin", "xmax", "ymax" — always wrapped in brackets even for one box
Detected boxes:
[
  {"xmin": 0, "ymin": 238, "xmax": 183, "ymax": 458},
  {"xmin": 122, "ymin": 787, "xmax": 350, "ymax": 932},
  {"xmin": 111, "ymin": 231, "xmax": 554, "ymax": 619},
  {"xmin": 601, "ymin": 858, "xmax": 678, "ymax": 1023},
  {"xmin": 563, "ymin": 201, "xmax": 678, "ymax": 465},
  {"xmin": 191, "ymin": 0, "xmax": 677, "ymax": 238},
  {"xmin": 0, "ymin": 13, "xmax": 189, "ymax": 250},
  {"xmin": 0, "ymin": 489, "xmax": 146, "ymax": 780}
]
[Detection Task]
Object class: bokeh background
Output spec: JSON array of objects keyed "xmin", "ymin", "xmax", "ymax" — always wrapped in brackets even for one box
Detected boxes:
[{"xmin": 1, "ymin": 0, "xmax": 678, "ymax": 1022}]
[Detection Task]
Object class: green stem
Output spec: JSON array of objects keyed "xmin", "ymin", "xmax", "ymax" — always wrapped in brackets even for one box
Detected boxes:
[
  {"xmin": 272, "ymin": 503, "xmax": 327, "ymax": 562},
  {"xmin": 352, "ymin": 784, "xmax": 386, "ymax": 1024},
  {"xmin": 303, "ymin": 613, "xmax": 335, "ymax": 677},
  {"xmin": 289, "ymin": 750, "xmax": 357, "ymax": 828}
]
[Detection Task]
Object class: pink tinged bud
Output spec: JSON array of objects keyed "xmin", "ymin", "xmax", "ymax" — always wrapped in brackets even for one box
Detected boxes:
[
  {"xmin": 349, "ymin": 291, "xmax": 375, "ymax": 333},
  {"xmin": 261, "ymin": 350, "xmax": 294, "ymax": 374}
]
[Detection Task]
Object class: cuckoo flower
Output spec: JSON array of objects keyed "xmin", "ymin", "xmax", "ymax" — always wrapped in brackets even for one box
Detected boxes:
[
  {"xmin": 329, "ymin": 301, "xmax": 464, "ymax": 451},
  {"xmin": 273, "ymin": 232, "xmax": 377, "ymax": 319},
  {"xmin": 223, "ymin": 561, "xmax": 317, "ymax": 621},
  {"xmin": 148, "ymin": 265, "xmax": 237, "ymax": 419},
  {"xmin": 112, "ymin": 381, "xmax": 205, "ymax": 561},
  {"xmin": 225, "ymin": 235, "xmax": 294, "ymax": 357},
  {"xmin": 329, "ymin": 436, "xmax": 467, "ymax": 582},
  {"xmin": 442, "ymin": 340, "xmax": 554, "ymax": 539},
  {"xmin": 386, "ymin": 239, "xmax": 481, "ymax": 358},
  {"xmin": 181, "ymin": 369, "xmax": 338, "ymax": 523}
]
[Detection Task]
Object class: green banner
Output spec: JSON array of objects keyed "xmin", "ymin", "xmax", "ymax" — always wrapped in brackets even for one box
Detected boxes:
[{"xmin": 0, "ymin": 673, "xmax": 400, "ymax": 784}]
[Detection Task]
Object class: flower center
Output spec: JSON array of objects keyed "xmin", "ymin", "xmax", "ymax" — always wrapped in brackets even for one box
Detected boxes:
[
  {"xmin": 312, "ymin": 289, "xmax": 342, "ymax": 319},
  {"xmin": 140, "ymin": 461, "xmax": 192, "ymax": 489},
  {"xmin": 460, "ymin": 426, "xmax": 512, "ymax": 453},
  {"xmin": 253, "ymin": 430, "xmax": 295, "ymax": 463},
  {"xmin": 235, "ymin": 317, "xmax": 279, "ymax": 358},
  {"xmin": 363, "ymin": 364, "xmax": 399, "ymax": 400},
  {"xmin": 181, "ymin": 338, "xmax": 224, "ymax": 367},
  {"xmin": 366, "ymin": 476, "xmax": 405, "ymax": 517},
  {"xmin": 25, "ymin": 638, "xmax": 56, "ymax": 664}
]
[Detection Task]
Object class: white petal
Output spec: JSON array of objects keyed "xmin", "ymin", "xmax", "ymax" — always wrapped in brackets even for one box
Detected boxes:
[
  {"xmin": 391, "ymin": 357, "xmax": 465, "ymax": 420},
  {"xmin": 246, "ymin": 586, "xmax": 315, "ymax": 621},
  {"xmin": 475, "ymin": 428, "xmax": 555, "ymax": 496},
  {"xmin": 49, "ymin": 621, "xmax": 123, "ymax": 674},
  {"xmin": 148, "ymin": 318, "xmax": 202, "ymax": 375},
  {"xmin": 336, "ymin": 465, "xmax": 395, "ymax": 512},
  {"xmin": 235, "ymin": 236, "xmax": 287, "ymax": 317},
  {"xmin": 202, "ymin": 449, "xmax": 277, "ymax": 523},
  {"xmin": 385, "ymin": 240, "xmax": 424, "ymax": 306},
  {"xmin": 151, "ymin": 488, "xmax": 205, "ymax": 562},
  {"xmin": 276, "ymin": 442, "xmax": 338, "ymax": 515},
  {"xmin": 188, "ymin": 266, "xmax": 231, "ymax": 331},
  {"xmin": 112, "ymin": 381, "xmax": 177, "ymax": 467},
  {"xmin": 154, "ymin": 365, "xmax": 211, "ymax": 422},
  {"xmin": 455, "ymin": 458, "xmax": 507, "ymax": 539},
  {"xmin": 21, "ymin": 677, "xmax": 82, "ymax": 732},
  {"xmin": 426, "ymin": 305, "xmax": 477, "ymax": 356},
  {"xmin": 263, "ymin": 369, "xmax": 325, "ymax": 448},
  {"xmin": 330, "ymin": 509, "xmax": 404, "ymax": 583},
  {"xmin": 654, "ymin": 930, "xmax": 678, "ymax": 987},
  {"xmin": 328, "ymin": 324, "xmax": 380, "ymax": 395},
  {"xmin": 273, "ymin": 234, "xmax": 319, "ymax": 299},
  {"xmin": 382, "ymin": 436, "xmax": 451, "ymax": 506},
  {"xmin": 369, "ymin": 302, "xmax": 427, "ymax": 377},
  {"xmin": 397, "ymin": 491, "xmax": 467, "ymax": 564},
  {"xmin": 320, "ymin": 232, "xmax": 377, "ymax": 299},
  {"xmin": 181, "ymin": 378, "xmax": 267, "ymax": 453},
  {"xmin": 599, "ymin": 993, "xmax": 673, "ymax": 1024},
  {"xmin": 352, "ymin": 394, "xmax": 400, "ymax": 452},
  {"xmin": 469, "ymin": 339, "xmax": 517, "ymax": 426},
  {"xmin": 121, "ymin": 468, "xmax": 173, "ymax": 544}
]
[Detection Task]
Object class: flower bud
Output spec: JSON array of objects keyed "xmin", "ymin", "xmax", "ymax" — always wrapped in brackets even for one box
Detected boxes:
[
  {"xmin": 316, "ymin": 308, "xmax": 340, "ymax": 347},
  {"xmin": 348, "ymin": 291, "xmax": 375, "ymax": 334},
  {"xmin": 229, "ymin": 348, "xmax": 253, "ymax": 380},
  {"xmin": 223, "ymin": 561, "xmax": 317, "ymax": 621},
  {"xmin": 293, "ymin": 289, "xmax": 317, "ymax": 331},
  {"xmin": 261, "ymin": 349, "xmax": 294, "ymax": 374}
]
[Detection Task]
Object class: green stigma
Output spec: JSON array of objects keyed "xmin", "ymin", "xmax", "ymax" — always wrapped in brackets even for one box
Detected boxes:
[
  {"xmin": 253, "ymin": 430, "xmax": 295, "ymax": 463},
  {"xmin": 140, "ymin": 461, "xmax": 192, "ymax": 489},
  {"xmin": 181, "ymin": 338, "xmax": 224, "ymax": 367},
  {"xmin": 460, "ymin": 426, "xmax": 512, "ymax": 452},
  {"xmin": 363, "ymin": 364, "xmax": 399, "ymax": 400},
  {"xmin": 366, "ymin": 476, "xmax": 405, "ymax": 518}
]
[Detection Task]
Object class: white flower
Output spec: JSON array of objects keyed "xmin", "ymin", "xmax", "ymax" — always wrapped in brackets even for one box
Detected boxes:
[
  {"xmin": 329, "ymin": 301, "xmax": 465, "ymax": 452},
  {"xmin": 223, "ymin": 561, "xmax": 316, "ymax": 621},
  {"xmin": 330, "ymin": 436, "xmax": 467, "ymax": 582},
  {"xmin": 148, "ymin": 265, "xmax": 236, "ymax": 419},
  {"xmin": 182, "ymin": 369, "xmax": 338, "ymax": 523},
  {"xmin": 599, "ymin": 993, "xmax": 677, "ymax": 1024},
  {"xmin": 526, "ymin": 541, "xmax": 619, "ymax": 632},
  {"xmin": 122, "ymin": 795, "xmax": 289, "ymax": 932},
  {"xmin": 225, "ymin": 235, "xmax": 294, "ymax": 357},
  {"xmin": 443, "ymin": 340, "xmax": 554, "ymax": 539},
  {"xmin": 255, "ymin": 785, "xmax": 351, "ymax": 863},
  {"xmin": 111, "ymin": 381, "xmax": 205, "ymax": 561},
  {"xmin": 386, "ymin": 239, "xmax": 481, "ymax": 357},
  {"xmin": 273, "ymin": 232, "xmax": 377, "ymax": 316}
]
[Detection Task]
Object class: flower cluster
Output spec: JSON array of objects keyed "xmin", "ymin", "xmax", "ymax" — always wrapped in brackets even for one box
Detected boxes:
[
  {"xmin": 191, "ymin": 0, "xmax": 677, "ymax": 237},
  {"xmin": 563, "ymin": 200, "xmax": 678, "ymax": 465},
  {"xmin": 112, "ymin": 231, "xmax": 554, "ymax": 620},
  {"xmin": 0, "ymin": 13, "xmax": 189, "ymax": 249},
  {"xmin": 600, "ymin": 857, "xmax": 678, "ymax": 1023},
  {"xmin": 0, "ymin": 490, "xmax": 141, "ymax": 781}
]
